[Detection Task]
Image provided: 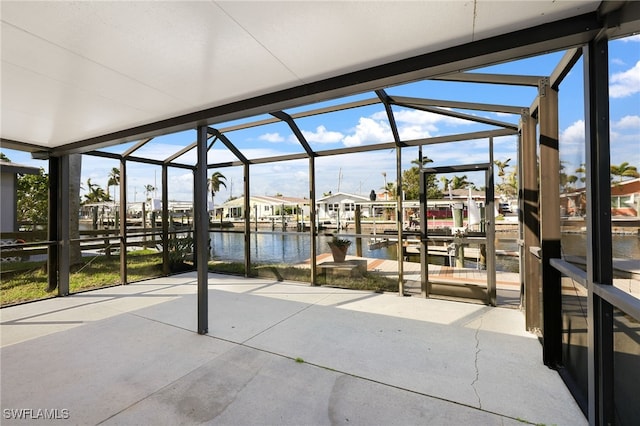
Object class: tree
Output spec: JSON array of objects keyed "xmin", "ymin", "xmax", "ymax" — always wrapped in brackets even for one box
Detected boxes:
[
  {"xmin": 382, "ymin": 182, "xmax": 396, "ymax": 200},
  {"xmin": 440, "ymin": 176, "xmax": 450, "ymax": 192},
  {"xmin": 84, "ymin": 178, "xmax": 110, "ymax": 203},
  {"xmin": 502, "ymin": 168, "xmax": 518, "ymax": 199},
  {"xmin": 0, "ymin": 152, "xmax": 11, "ymax": 162},
  {"xmin": 450, "ymin": 175, "xmax": 471, "ymax": 190},
  {"xmin": 411, "ymin": 156, "xmax": 433, "ymax": 168},
  {"xmin": 208, "ymin": 171, "xmax": 227, "ymax": 217},
  {"xmin": 16, "ymin": 168, "xmax": 49, "ymax": 230},
  {"xmin": 494, "ymin": 158, "xmax": 511, "ymax": 180},
  {"xmin": 610, "ymin": 162, "xmax": 639, "ymax": 182},
  {"xmin": 494, "ymin": 158, "xmax": 515, "ymax": 198},
  {"xmin": 402, "ymin": 158, "xmax": 441, "ymax": 200},
  {"xmin": 575, "ymin": 163, "xmax": 586, "ymax": 186},
  {"xmin": 107, "ymin": 167, "xmax": 120, "ymax": 201}
]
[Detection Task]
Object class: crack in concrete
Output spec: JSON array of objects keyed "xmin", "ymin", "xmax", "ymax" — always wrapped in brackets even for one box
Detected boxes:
[{"xmin": 470, "ymin": 315, "xmax": 483, "ymax": 409}]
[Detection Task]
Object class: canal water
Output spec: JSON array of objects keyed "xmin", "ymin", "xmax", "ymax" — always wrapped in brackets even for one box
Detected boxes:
[{"xmin": 209, "ymin": 231, "xmax": 639, "ymax": 272}]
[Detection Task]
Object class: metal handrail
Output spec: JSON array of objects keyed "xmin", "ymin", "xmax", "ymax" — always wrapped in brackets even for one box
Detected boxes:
[{"xmin": 550, "ymin": 257, "xmax": 640, "ymax": 321}]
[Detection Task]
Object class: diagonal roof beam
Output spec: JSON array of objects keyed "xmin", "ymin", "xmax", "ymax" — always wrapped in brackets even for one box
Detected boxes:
[
  {"xmin": 391, "ymin": 95, "xmax": 526, "ymax": 115},
  {"xmin": 270, "ymin": 111, "xmax": 315, "ymax": 157},
  {"xmin": 218, "ymin": 116, "xmax": 281, "ymax": 134},
  {"xmin": 404, "ymin": 104, "xmax": 520, "ymax": 131},
  {"xmin": 217, "ymin": 98, "xmax": 381, "ymax": 134},
  {"xmin": 530, "ymin": 48, "xmax": 582, "ymax": 118},
  {"xmin": 164, "ymin": 142, "xmax": 196, "ymax": 164},
  {"xmin": 122, "ymin": 137, "xmax": 154, "ymax": 157},
  {"xmin": 242, "ymin": 152, "xmax": 309, "ymax": 165},
  {"xmin": 207, "ymin": 128, "xmax": 517, "ymax": 168},
  {"xmin": 208, "ymin": 128, "xmax": 248, "ymax": 165},
  {"xmin": 289, "ymin": 98, "xmax": 381, "ymax": 120},
  {"xmin": 375, "ymin": 89, "xmax": 403, "ymax": 146},
  {"xmin": 433, "ymin": 72, "xmax": 542, "ymax": 86},
  {"xmin": 86, "ymin": 149, "xmax": 194, "ymax": 169},
  {"xmin": 550, "ymin": 47, "xmax": 582, "ymax": 90},
  {"xmin": 402, "ymin": 128, "xmax": 517, "ymax": 147}
]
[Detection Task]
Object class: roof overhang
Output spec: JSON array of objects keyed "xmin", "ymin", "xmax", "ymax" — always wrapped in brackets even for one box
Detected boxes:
[{"xmin": 2, "ymin": 1, "xmax": 639, "ymax": 155}]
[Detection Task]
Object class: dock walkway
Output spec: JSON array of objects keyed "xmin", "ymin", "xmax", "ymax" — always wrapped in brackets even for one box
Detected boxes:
[{"xmin": 304, "ymin": 254, "xmax": 639, "ymax": 303}]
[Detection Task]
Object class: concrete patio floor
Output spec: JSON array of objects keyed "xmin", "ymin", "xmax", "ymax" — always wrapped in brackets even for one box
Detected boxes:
[{"xmin": 1, "ymin": 272, "xmax": 586, "ymax": 425}]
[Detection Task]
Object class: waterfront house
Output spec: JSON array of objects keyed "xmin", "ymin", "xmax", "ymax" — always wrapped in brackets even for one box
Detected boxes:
[{"xmin": 219, "ymin": 195, "xmax": 310, "ymax": 222}]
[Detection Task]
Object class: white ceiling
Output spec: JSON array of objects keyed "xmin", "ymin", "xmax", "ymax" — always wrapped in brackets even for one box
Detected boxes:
[{"xmin": 1, "ymin": 1, "xmax": 601, "ymax": 149}]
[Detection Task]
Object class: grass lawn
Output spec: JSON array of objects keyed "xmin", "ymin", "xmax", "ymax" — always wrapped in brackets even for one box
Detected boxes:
[
  {"xmin": 2, "ymin": 255, "xmax": 398, "ymax": 307},
  {"xmin": 0, "ymin": 250, "xmax": 168, "ymax": 307}
]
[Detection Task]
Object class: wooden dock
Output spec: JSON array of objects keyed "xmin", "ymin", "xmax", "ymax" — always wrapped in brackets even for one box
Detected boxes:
[{"xmin": 303, "ymin": 254, "xmax": 639, "ymax": 303}]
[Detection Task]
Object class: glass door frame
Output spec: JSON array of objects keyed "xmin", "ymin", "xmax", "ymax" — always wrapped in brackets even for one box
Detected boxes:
[{"xmin": 419, "ymin": 162, "xmax": 496, "ymax": 305}]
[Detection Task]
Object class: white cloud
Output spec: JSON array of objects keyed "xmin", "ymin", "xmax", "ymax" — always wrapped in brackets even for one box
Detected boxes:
[
  {"xmin": 612, "ymin": 115, "xmax": 640, "ymax": 130},
  {"xmin": 386, "ymin": 109, "xmax": 440, "ymax": 129},
  {"xmin": 339, "ymin": 106, "xmax": 487, "ymax": 148},
  {"xmin": 399, "ymin": 125, "xmax": 432, "ymax": 140},
  {"xmin": 610, "ymin": 60, "xmax": 640, "ymax": 98},
  {"xmin": 342, "ymin": 117, "xmax": 392, "ymax": 147},
  {"xmin": 300, "ymin": 125, "xmax": 343, "ymax": 144},
  {"xmin": 259, "ymin": 132, "xmax": 285, "ymax": 143},
  {"xmin": 560, "ymin": 120, "xmax": 585, "ymax": 145},
  {"xmin": 379, "ymin": 108, "xmax": 473, "ymax": 129},
  {"xmin": 611, "ymin": 58, "xmax": 626, "ymax": 67}
]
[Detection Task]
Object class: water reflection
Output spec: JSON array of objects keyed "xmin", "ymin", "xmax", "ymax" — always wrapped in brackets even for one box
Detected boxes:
[{"xmin": 209, "ymin": 231, "xmax": 639, "ymax": 273}]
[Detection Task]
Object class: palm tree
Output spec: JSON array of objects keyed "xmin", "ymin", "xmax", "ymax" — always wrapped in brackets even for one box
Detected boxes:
[
  {"xmin": 411, "ymin": 156, "xmax": 433, "ymax": 168},
  {"xmin": 575, "ymin": 163, "xmax": 586, "ymax": 185},
  {"xmin": 450, "ymin": 175, "xmax": 470, "ymax": 190},
  {"xmin": 503, "ymin": 169, "xmax": 518, "ymax": 198},
  {"xmin": 84, "ymin": 178, "xmax": 110, "ymax": 203},
  {"xmin": 107, "ymin": 167, "xmax": 120, "ymax": 202},
  {"xmin": 494, "ymin": 158, "xmax": 511, "ymax": 186},
  {"xmin": 610, "ymin": 162, "xmax": 639, "ymax": 182},
  {"xmin": 440, "ymin": 176, "xmax": 451, "ymax": 192},
  {"xmin": 382, "ymin": 182, "xmax": 396, "ymax": 200},
  {"xmin": 208, "ymin": 171, "xmax": 227, "ymax": 217}
]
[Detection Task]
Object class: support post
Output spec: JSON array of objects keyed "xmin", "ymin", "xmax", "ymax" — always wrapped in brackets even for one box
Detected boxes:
[
  {"xmin": 355, "ymin": 205, "xmax": 362, "ymax": 257},
  {"xmin": 538, "ymin": 77, "xmax": 562, "ymax": 367},
  {"xmin": 57, "ymin": 155, "xmax": 70, "ymax": 296},
  {"xmin": 419, "ymin": 169, "xmax": 429, "ymax": 298},
  {"xmin": 47, "ymin": 157, "xmax": 59, "ymax": 293},
  {"xmin": 120, "ymin": 159, "xmax": 127, "ymax": 284},
  {"xmin": 486, "ymin": 138, "xmax": 496, "ymax": 306},
  {"xmin": 162, "ymin": 164, "xmax": 169, "ymax": 275},
  {"xmin": 195, "ymin": 126, "xmax": 209, "ymax": 334},
  {"xmin": 584, "ymin": 37, "xmax": 614, "ymax": 426},
  {"xmin": 396, "ymin": 145, "xmax": 404, "ymax": 295},
  {"xmin": 244, "ymin": 163, "xmax": 251, "ymax": 276},
  {"xmin": 309, "ymin": 156, "xmax": 317, "ymax": 285},
  {"xmin": 520, "ymin": 111, "xmax": 541, "ymax": 330},
  {"xmin": 453, "ymin": 207, "xmax": 464, "ymax": 268}
]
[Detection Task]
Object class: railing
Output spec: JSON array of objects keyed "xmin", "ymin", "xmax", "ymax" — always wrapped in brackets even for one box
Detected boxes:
[{"xmin": 550, "ymin": 257, "xmax": 640, "ymax": 423}]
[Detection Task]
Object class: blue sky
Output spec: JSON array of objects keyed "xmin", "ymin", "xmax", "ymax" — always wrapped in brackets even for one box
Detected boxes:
[{"xmin": 3, "ymin": 35, "xmax": 639, "ymax": 204}]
